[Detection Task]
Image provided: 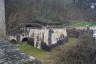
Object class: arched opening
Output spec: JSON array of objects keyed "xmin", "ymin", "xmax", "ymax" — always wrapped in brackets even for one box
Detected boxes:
[
  {"xmin": 22, "ymin": 37, "xmax": 28, "ymax": 42},
  {"xmin": 22, "ymin": 37, "xmax": 34, "ymax": 46},
  {"xmin": 10, "ymin": 39, "xmax": 17, "ymax": 44}
]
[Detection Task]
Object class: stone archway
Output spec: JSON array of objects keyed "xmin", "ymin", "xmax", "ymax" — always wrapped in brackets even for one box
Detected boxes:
[
  {"xmin": 10, "ymin": 39, "xmax": 17, "ymax": 44},
  {"xmin": 22, "ymin": 37, "xmax": 34, "ymax": 46}
]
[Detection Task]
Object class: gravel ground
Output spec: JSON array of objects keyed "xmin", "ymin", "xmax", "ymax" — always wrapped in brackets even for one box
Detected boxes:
[{"xmin": 0, "ymin": 40, "xmax": 43, "ymax": 64}]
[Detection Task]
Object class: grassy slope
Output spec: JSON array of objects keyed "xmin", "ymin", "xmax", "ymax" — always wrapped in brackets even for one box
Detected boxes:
[
  {"xmin": 17, "ymin": 38, "xmax": 78, "ymax": 64},
  {"xmin": 68, "ymin": 20, "xmax": 96, "ymax": 26}
]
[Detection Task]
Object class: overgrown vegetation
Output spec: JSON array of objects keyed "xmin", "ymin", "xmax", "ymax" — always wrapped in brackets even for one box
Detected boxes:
[
  {"xmin": 17, "ymin": 38, "xmax": 78, "ymax": 64},
  {"xmin": 5, "ymin": 0, "xmax": 96, "ymax": 31},
  {"xmin": 5, "ymin": 0, "xmax": 68, "ymax": 30},
  {"xmin": 54, "ymin": 32, "xmax": 96, "ymax": 64},
  {"xmin": 16, "ymin": 27, "xmax": 96, "ymax": 64}
]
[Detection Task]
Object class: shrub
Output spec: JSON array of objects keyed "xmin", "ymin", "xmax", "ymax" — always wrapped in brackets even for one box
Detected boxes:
[
  {"xmin": 67, "ymin": 28, "xmax": 81, "ymax": 38},
  {"xmin": 41, "ymin": 42, "xmax": 51, "ymax": 51},
  {"xmin": 54, "ymin": 32, "xmax": 96, "ymax": 64}
]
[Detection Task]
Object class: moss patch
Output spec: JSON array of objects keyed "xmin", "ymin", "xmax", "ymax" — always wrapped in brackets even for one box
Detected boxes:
[{"xmin": 68, "ymin": 20, "xmax": 96, "ymax": 26}]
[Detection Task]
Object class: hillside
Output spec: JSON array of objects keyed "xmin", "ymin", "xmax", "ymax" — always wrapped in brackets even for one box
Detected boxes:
[{"xmin": 5, "ymin": 0, "xmax": 96, "ymax": 30}]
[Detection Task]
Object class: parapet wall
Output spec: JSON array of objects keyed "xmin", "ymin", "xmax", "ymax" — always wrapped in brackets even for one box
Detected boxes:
[{"xmin": 8, "ymin": 27, "xmax": 68, "ymax": 49}]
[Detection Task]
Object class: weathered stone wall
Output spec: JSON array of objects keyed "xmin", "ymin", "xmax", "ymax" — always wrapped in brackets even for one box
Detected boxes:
[
  {"xmin": 24, "ymin": 27, "xmax": 67, "ymax": 48},
  {"xmin": 8, "ymin": 27, "xmax": 67, "ymax": 49},
  {"xmin": 0, "ymin": 0, "xmax": 6, "ymax": 39}
]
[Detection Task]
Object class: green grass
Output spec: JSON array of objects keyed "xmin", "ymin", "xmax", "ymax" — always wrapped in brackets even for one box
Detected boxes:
[
  {"xmin": 17, "ymin": 38, "xmax": 78, "ymax": 64},
  {"xmin": 68, "ymin": 20, "xmax": 96, "ymax": 26}
]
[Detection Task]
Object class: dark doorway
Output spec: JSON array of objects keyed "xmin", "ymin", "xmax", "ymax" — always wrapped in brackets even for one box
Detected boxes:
[
  {"xmin": 22, "ymin": 37, "xmax": 28, "ymax": 42},
  {"xmin": 27, "ymin": 38, "xmax": 34, "ymax": 46}
]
